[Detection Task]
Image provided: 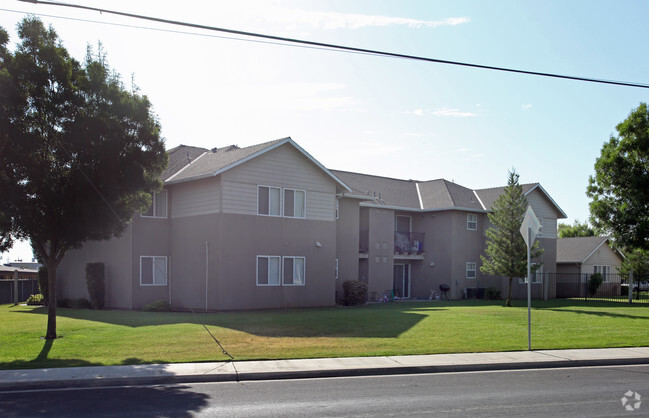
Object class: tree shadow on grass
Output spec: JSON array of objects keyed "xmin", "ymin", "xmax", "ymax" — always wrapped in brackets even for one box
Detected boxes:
[
  {"xmin": 15, "ymin": 303, "xmax": 452, "ymax": 338},
  {"xmin": 0, "ymin": 338, "xmax": 104, "ymax": 370},
  {"xmin": 543, "ymin": 308, "xmax": 649, "ymax": 320}
]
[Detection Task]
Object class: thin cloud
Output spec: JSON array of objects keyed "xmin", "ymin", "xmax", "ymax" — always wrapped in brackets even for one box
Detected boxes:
[
  {"xmin": 407, "ymin": 108, "xmax": 477, "ymax": 117},
  {"xmin": 277, "ymin": 9, "xmax": 470, "ymax": 30},
  {"xmin": 522, "ymin": 104, "xmax": 533, "ymax": 110}
]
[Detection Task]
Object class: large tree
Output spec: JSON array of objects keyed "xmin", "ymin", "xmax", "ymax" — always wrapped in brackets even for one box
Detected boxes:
[
  {"xmin": 481, "ymin": 170, "xmax": 542, "ymax": 306},
  {"xmin": 587, "ymin": 103, "xmax": 649, "ymax": 250},
  {"xmin": 557, "ymin": 219, "xmax": 596, "ymax": 238},
  {"xmin": 0, "ymin": 18, "xmax": 167, "ymax": 339}
]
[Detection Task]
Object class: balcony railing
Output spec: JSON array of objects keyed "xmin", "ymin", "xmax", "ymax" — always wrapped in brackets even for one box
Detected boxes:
[{"xmin": 394, "ymin": 231, "xmax": 425, "ymax": 255}]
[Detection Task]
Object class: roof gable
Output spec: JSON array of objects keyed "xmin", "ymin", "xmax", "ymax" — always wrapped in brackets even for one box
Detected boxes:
[
  {"xmin": 557, "ymin": 236, "xmax": 616, "ymax": 263},
  {"xmin": 165, "ymin": 137, "xmax": 351, "ymax": 191},
  {"xmin": 475, "ymin": 183, "xmax": 567, "ymax": 218}
]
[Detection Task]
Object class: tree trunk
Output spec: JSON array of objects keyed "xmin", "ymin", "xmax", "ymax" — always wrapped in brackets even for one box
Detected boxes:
[
  {"xmin": 45, "ymin": 256, "xmax": 58, "ymax": 340},
  {"xmin": 505, "ymin": 276, "xmax": 513, "ymax": 307}
]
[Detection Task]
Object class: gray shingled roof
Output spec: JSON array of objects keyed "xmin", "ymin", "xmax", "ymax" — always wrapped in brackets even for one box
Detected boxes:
[
  {"xmin": 166, "ymin": 138, "xmax": 288, "ymax": 183},
  {"xmin": 556, "ymin": 236, "xmax": 610, "ymax": 263},
  {"xmin": 474, "ymin": 184, "xmax": 538, "ymax": 210},
  {"xmin": 418, "ymin": 179, "xmax": 484, "ymax": 210},
  {"xmin": 162, "ymin": 144, "xmax": 208, "ymax": 181},
  {"xmin": 331, "ymin": 170, "xmax": 421, "ymax": 208}
]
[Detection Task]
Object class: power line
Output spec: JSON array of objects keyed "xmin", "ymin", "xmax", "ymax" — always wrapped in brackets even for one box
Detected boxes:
[{"xmin": 18, "ymin": 0, "xmax": 649, "ymax": 89}]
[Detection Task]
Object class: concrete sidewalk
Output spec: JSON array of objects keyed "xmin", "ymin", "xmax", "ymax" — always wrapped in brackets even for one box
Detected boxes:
[{"xmin": 2, "ymin": 347, "xmax": 649, "ymax": 391}]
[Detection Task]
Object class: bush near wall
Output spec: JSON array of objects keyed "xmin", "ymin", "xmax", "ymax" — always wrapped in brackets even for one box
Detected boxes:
[
  {"xmin": 85, "ymin": 262, "xmax": 105, "ymax": 309},
  {"xmin": 343, "ymin": 280, "xmax": 368, "ymax": 306}
]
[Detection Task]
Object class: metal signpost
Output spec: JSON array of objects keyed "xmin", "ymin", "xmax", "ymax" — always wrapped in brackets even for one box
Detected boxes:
[{"xmin": 520, "ymin": 206, "xmax": 541, "ymax": 351}]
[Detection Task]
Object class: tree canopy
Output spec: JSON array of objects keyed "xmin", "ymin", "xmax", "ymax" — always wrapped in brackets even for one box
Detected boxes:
[
  {"xmin": 0, "ymin": 18, "xmax": 167, "ymax": 339},
  {"xmin": 557, "ymin": 219, "xmax": 596, "ymax": 238},
  {"xmin": 587, "ymin": 103, "xmax": 649, "ymax": 251},
  {"xmin": 481, "ymin": 170, "xmax": 542, "ymax": 306}
]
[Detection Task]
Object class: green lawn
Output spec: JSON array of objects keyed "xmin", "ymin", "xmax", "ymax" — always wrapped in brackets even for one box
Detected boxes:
[{"xmin": 1, "ymin": 300, "xmax": 648, "ymax": 370}]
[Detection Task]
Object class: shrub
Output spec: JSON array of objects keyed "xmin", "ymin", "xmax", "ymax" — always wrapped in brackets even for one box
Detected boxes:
[
  {"xmin": 85, "ymin": 262, "xmax": 105, "ymax": 310},
  {"xmin": 142, "ymin": 300, "xmax": 172, "ymax": 312},
  {"xmin": 57, "ymin": 298, "xmax": 72, "ymax": 308},
  {"xmin": 70, "ymin": 298, "xmax": 92, "ymax": 309},
  {"xmin": 485, "ymin": 287, "xmax": 501, "ymax": 300},
  {"xmin": 38, "ymin": 266, "xmax": 48, "ymax": 305},
  {"xmin": 589, "ymin": 273, "xmax": 603, "ymax": 296},
  {"xmin": 26, "ymin": 294, "xmax": 45, "ymax": 305},
  {"xmin": 343, "ymin": 280, "xmax": 368, "ymax": 306}
]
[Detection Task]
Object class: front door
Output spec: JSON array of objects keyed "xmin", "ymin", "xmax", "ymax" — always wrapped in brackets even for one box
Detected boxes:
[{"xmin": 393, "ymin": 264, "xmax": 410, "ymax": 299}]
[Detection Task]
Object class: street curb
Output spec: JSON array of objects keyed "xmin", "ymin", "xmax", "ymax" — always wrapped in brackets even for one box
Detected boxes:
[{"xmin": 3, "ymin": 356, "xmax": 649, "ymax": 392}]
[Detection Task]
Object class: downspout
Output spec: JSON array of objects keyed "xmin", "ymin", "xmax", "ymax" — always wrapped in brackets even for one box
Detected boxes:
[{"xmin": 205, "ymin": 241, "xmax": 209, "ymax": 312}]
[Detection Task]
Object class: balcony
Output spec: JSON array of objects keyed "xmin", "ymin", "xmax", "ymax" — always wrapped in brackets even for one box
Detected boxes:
[{"xmin": 394, "ymin": 231, "xmax": 425, "ymax": 260}]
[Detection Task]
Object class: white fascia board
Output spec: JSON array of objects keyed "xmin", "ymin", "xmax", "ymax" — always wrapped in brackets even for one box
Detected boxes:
[
  {"xmin": 415, "ymin": 183, "xmax": 424, "ymax": 210},
  {"xmin": 164, "ymin": 151, "xmax": 208, "ymax": 183},
  {"xmin": 582, "ymin": 237, "xmax": 609, "ymax": 264},
  {"xmin": 524, "ymin": 183, "xmax": 568, "ymax": 219},
  {"xmin": 473, "ymin": 190, "xmax": 486, "ymax": 210}
]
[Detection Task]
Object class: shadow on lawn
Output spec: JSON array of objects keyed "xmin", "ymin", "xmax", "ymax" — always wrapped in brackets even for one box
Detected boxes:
[
  {"xmin": 544, "ymin": 308, "xmax": 649, "ymax": 320},
  {"xmin": 0, "ymin": 338, "xmax": 103, "ymax": 370},
  {"xmin": 17, "ymin": 303, "xmax": 450, "ymax": 338}
]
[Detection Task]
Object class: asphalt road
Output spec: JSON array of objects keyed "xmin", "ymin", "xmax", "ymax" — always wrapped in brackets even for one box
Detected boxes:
[{"xmin": 1, "ymin": 365, "xmax": 648, "ymax": 417}]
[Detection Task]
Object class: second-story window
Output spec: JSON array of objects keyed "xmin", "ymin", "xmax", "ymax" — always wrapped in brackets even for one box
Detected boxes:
[
  {"xmin": 142, "ymin": 190, "xmax": 168, "ymax": 218},
  {"xmin": 258, "ymin": 186, "xmax": 281, "ymax": 216},
  {"xmin": 284, "ymin": 189, "xmax": 305, "ymax": 218},
  {"xmin": 467, "ymin": 213, "xmax": 477, "ymax": 230}
]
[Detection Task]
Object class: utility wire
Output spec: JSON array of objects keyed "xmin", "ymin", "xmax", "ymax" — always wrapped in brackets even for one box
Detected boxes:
[{"xmin": 18, "ymin": 0, "xmax": 649, "ymax": 89}]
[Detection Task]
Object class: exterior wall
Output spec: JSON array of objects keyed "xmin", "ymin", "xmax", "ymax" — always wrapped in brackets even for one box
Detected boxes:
[
  {"xmin": 170, "ymin": 176, "xmax": 221, "ymax": 218},
  {"xmin": 220, "ymin": 144, "xmax": 336, "ymax": 221},
  {"xmin": 57, "ymin": 223, "xmax": 133, "ymax": 309},
  {"xmin": 335, "ymin": 197, "xmax": 360, "ymax": 303},
  {"xmin": 365, "ymin": 208, "xmax": 395, "ymax": 300},
  {"xmin": 581, "ymin": 243, "xmax": 623, "ymax": 278},
  {"xmin": 526, "ymin": 189, "xmax": 558, "ymax": 239},
  {"xmin": 214, "ymin": 213, "xmax": 336, "ymax": 310},
  {"xmin": 557, "ymin": 263, "xmax": 580, "ymax": 274},
  {"xmin": 131, "ymin": 212, "xmax": 172, "ymax": 308}
]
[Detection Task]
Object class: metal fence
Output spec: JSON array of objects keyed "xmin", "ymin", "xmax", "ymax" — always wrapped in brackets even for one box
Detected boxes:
[
  {"xmin": 553, "ymin": 273, "xmax": 649, "ymax": 304},
  {"xmin": 0, "ymin": 279, "xmax": 40, "ymax": 304}
]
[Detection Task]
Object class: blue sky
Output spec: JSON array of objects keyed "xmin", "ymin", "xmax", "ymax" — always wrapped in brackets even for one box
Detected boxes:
[{"xmin": 1, "ymin": 0, "xmax": 648, "ymax": 262}]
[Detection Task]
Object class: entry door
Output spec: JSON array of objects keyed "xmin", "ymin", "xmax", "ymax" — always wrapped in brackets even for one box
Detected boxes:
[{"xmin": 393, "ymin": 264, "xmax": 410, "ymax": 299}]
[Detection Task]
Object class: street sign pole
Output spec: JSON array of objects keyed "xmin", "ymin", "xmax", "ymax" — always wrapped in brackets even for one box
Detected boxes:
[
  {"xmin": 527, "ymin": 228, "xmax": 532, "ymax": 351},
  {"xmin": 520, "ymin": 206, "xmax": 540, "ymax": 352}
]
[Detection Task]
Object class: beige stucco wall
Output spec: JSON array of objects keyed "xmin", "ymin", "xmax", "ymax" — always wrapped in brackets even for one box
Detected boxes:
[
  {"xmin": 365, "ymin": 207, "xmax": 396, "ymax": 299},
  {"xmin": 335, "ymin": 197, "xmax": 360, "ymax": 302},
  {"xmin": 57, "ymin": 223, "xmax": 134, "ymax": 309}
]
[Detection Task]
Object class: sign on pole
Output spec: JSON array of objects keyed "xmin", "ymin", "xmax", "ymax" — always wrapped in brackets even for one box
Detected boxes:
[{"xmin": 520, "ymin": 206, "xmax": 541, "ymax": 351}]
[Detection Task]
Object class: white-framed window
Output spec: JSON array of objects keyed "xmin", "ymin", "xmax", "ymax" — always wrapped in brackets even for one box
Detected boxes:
[
  {"xmin": 257, "ymin": 256, "xmax": 281, "ymax": 286},
  {"xmin": 467, "ymin": 214, "xmax": 477, "ymax": 230},
  {"xmin": 334, "ymin": 258, "xmax": 339, "ymax": 279},
  {"xmin": 283, "ymin": 257, "xmax": 305, "ymax": 286},
  {"xmin": 284, "ymin": 189, "xmax": 306, "ymax": 218},
  {"xmin": 258, "ymin": 186, "xmax": 281, "ymax": 216},
  {"xmin": 335, "ymin": 199, "xmax": 340, "ymax": 219},
  {"xmin": 140, "ymin": 256, "xmax": 168, "ymax": 286},
  {"xmin": 466, "ymin": 262, "xmax": 477, "ymax": 279},
  {"xmin": 142, "ymin": 190, "xmax": 168, "ymax": 218},
  {"xmin": 521, "ymin": 265, "xmax": 543, "ymax": 284},
  {"xmin": 594, "ymin": 265, "xmax": 611, "ymax": 281}
]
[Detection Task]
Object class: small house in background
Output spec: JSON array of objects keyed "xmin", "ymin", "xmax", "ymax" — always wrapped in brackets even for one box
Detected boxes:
[{"xmin": 556, "ymin": 236, "xmax": 623, "ymax": 279}]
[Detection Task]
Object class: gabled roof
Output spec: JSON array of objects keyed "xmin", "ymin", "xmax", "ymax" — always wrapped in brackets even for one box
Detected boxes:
[
  {"xmin": 164, "ymin": 137, "xmax": 351, "ymax": 191},
  {"xmin": 475, "ymin": 183, "xmax": 567, "ymax": 218},
  {"xmin": 162, "ymin": 144, "xmax": 208, "ymax": 181},
  {"xmin": 556, "ymin": 236, "xmax": 619, "ymax": 264},
  {"xmin": 331, "ymin": 170, "xmax": 420, "ymax": 208},
  {"xmin": 418, "ymin": 179, "xmax": 484, "ymax": 211}
]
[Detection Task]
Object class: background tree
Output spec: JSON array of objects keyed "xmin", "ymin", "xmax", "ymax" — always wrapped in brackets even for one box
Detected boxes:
[
  {"xmin": 481, "ymin": 170, "xmax": 542, "ymax": 306},
  {"xmin": 557, "ymin": 219, "xmax": 596, "ymax": 238},
  {"xmin": 0, "ymin": 18, "xmax": 167, "ymax": 339},
  {"xmin": 587, "ymin": 103, "xmax": 649, "ymax": 251},
  {"xmin": 618, "ymin": 248, "xmax": 649, "ymax": 279}
]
